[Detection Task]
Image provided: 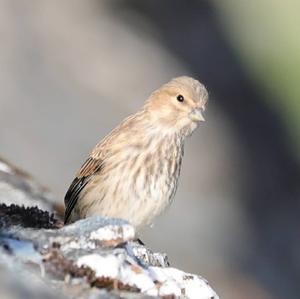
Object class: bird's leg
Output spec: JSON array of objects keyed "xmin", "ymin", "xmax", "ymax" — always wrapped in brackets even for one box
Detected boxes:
[{"xmin": 135, "ymin": 238, "xmax": 145, "ymax": 246}]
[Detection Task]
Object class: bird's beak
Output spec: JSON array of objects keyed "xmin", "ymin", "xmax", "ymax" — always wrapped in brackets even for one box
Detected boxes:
[{"xmin": 189, "ymin": 108, "xmax": 205, "ymax": 122}]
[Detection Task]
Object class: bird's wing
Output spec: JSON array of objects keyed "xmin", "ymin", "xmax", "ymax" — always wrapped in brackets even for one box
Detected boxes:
[
  {"xmin": 63, "ymin": 115, "xmax": 132, "ymax": 224},
  {"xmin": 64, "ymin": 156, "xmax": 103, "ymax": 224}
]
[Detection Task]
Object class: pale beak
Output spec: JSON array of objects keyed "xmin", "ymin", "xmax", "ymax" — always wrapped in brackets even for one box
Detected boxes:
[{"xmin": 189, "ymin": 108, "xmax": 205, "ymax": 122}]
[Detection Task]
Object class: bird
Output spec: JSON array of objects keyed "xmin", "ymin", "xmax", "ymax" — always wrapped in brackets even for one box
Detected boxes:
[{"xmin": 64, "ymin": 76, "xmax": 208, "ymax": 231}]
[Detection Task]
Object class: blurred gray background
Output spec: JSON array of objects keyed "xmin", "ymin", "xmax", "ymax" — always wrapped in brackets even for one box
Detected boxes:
[{"xmin": 1, "ymin": 1, "xmax": 300, "ymax": 299}]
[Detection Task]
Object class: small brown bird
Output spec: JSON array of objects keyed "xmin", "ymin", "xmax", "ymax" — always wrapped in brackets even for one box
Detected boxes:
[{"xmin": 64, "ymin": 76, "xmax": 208, "ymax": 230}]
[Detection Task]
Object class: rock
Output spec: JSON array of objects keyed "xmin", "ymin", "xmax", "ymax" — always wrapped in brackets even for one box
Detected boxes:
[
  {"xmin": 1, "ymin": 211, "xmax": 219, "ymax": 299},
  {"xmin": 0, "ymin": 157, "xmax": 61, "ymax": 214},
  {"xmin": 0, "ymin": 158, "xmax": 219, "ymax": 299}
]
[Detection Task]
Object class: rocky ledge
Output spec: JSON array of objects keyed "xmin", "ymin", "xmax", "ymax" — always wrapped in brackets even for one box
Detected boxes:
[{"xmin": 0, "ymin": 158, "xmax": 219, "ymax": 299}]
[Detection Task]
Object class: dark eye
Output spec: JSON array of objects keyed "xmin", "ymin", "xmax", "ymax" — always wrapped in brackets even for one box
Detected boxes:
[{"xmin": 177, "ymin": 94, "xmax": 184, "ymax": 102}]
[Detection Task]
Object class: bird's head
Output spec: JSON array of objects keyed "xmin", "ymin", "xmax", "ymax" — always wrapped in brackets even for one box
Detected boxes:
[{"xmin": 144, "ymin": 76, "xmax": 208, "ymax": 136}]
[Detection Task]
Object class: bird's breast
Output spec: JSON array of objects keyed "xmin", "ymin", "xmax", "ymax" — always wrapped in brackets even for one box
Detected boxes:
[
  {"xmin": 82, "ymin": 136, "xmax": 184, "ymax": 229},
  {"xmin": 134, "ymin": 137, "xmax": 184, "ymax": 205}
]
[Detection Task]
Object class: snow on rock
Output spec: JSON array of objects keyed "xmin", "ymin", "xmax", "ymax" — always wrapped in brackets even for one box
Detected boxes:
[
  {"xmin": 77, "ymin": 254, "xmax": 121, "ymax": 278},
  {"xmin": 149, "ymin": 267, "xmax": 219, "ymax": 299},
  {"xmin": 1, "ymin": 211, "xmax": 219, "ymax": 299},
  {"xmin": 0, "ymin": 157, "xmax": 219, "ymax": 299},
  {"xmin": 90, "ymin": 223, "xmax": 135, "ymax": 244},
  {"xmin": 77, "ymin": 252, "xmax": 157, "ymax": 295},
  {"xmin": 76, "ymin": 247, "xmax": 219, "ymax": 298},
  {"xmin": 56, "ymin": 217, "xmax": 136, "ymax": 251},
  {"xmin": 0, "ymin": 204, "xmax": 218, "ymax": 299}
]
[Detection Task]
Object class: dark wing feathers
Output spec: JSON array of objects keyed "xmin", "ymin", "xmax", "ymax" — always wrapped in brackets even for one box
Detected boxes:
[
  {"xmin": 76, "ymin": 156, "xmax": 103, "ymax": 177},
  {"xmin": 64, "ymin": 177, "xmax": 89, "ymax": 224},
  {"xmin": 64, "ymin": 157, "xmax": 103, "ymax": 224}
]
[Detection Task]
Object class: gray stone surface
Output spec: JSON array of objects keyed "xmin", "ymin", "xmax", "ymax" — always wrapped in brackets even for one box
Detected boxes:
[{"xmin": 0, "ymin": 157, "xmax": 58, "ymax": 212}]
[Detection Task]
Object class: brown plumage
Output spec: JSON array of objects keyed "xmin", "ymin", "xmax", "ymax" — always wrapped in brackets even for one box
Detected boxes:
[{"xmin": 64, "ymin": 76, "xmax": 208, "ymax": 230}]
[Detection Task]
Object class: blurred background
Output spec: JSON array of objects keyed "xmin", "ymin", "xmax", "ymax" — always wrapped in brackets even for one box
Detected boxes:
[{"xmin": 0, "ymin": 1, "xmax": 300, "ymax": 298}]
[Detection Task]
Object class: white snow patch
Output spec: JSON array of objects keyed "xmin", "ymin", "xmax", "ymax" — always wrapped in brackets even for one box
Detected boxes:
[
  {"xmin": 0, "ymin": 161, "xmax": 12, "ymax": 173},
  {"xmin": 119, "ymin": 263, "xmax": 156, "ymax": 294},
  {"xmin": 149, "ymin": 267, "xmax": 219, "ymax": 299},
  {"xmin": 77, "ymin": 254, "xmax": 120, "ymax": 278},
  {"xmin": 60, "ymin": 238, "xmax": 96, "ymax": 252},
  {"xmin": 76, "ymin": 252, "xmax": 218, "ymax": 299},
  {"xmin": 76, "ymin": 253, "xmax": 158, "ymax": 295},
  {"xmin": 90, "ymin": 224, "xmax": 135, "ymax": 242},
  {"xmin": 158, "ymin": 279, "xmax": 182, "ymax": 297}
]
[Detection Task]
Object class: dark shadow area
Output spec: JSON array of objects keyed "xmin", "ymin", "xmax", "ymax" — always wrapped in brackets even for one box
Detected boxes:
[{"xmin": 110, "ymin": 1, "xmax": 300, "ymax": 298}]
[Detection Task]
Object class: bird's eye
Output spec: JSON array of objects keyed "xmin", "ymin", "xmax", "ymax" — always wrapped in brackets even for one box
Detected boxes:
[{"xmin": 177, "ymin": 95, "xmax": 184, "ymax": 102}]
